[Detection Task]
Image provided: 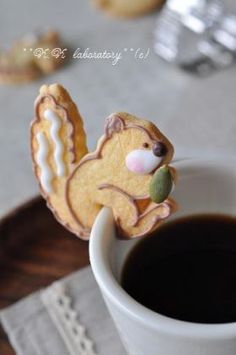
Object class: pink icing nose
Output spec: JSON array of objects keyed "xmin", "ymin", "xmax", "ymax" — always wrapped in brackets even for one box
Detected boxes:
[
  {"xmin": 126, "ymin": 158, "xmax": 146, "ymax": 174},
  {"xmin": 125, "ymin": 149, "xmax": 162, "ymax": 175}
]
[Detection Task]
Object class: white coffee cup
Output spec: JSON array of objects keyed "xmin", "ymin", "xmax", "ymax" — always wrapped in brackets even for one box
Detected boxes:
[{"xmin": 89, "ymin": 158, "xmax": 236, "ymax": 355}]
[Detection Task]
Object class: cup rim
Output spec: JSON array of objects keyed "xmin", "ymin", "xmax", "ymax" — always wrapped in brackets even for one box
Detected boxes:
[{"xmin": 89, "ymin": 157, "xmax": 236, "ymax": 340}]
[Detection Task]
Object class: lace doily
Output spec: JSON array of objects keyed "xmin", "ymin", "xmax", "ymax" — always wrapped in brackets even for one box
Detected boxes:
[{"xmin": 41, "ymin": 282, "xmax": 97, "ymax": 355}]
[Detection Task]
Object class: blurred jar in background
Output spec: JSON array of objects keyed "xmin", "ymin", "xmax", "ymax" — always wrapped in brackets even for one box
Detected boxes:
[{"xmin": 154, "ymin": 0, "xmax": 236, "ymax": 75}]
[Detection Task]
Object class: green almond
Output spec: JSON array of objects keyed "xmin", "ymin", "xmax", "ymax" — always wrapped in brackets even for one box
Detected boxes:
[{"xmin": 149, "ymin": 165, "xmax": 173, "ymax": 204}]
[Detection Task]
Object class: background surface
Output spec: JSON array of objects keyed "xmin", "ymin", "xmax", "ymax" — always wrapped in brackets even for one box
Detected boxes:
[{"xmin": 0, "ymin": 0, "xmax": 236, "ymax": 215}]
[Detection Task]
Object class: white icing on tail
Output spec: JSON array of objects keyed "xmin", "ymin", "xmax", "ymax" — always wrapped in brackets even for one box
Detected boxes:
[
  {"xmin": 36, "ymin": 132, "xmax": 53, "ymax": 193},
  {"xmin": 44, "ymin": 109, "xmax": 65, "ymax": 177}
]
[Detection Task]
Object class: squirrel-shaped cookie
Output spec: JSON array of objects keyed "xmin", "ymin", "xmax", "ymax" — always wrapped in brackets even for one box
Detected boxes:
[{"xmin": 31, "ymin": 84, "xmax": 177, "ymax": 240}]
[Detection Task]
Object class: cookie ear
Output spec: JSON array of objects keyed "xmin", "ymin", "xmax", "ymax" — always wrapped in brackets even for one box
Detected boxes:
[{"xmin": 104, "ymin": 114, "xmax": 125, "ymax": 138}]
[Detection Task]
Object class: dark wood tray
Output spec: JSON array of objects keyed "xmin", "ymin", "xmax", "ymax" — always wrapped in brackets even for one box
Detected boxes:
[{"xmin": 0, "ymin": 196, "xmax": 89, "ymax": 354}]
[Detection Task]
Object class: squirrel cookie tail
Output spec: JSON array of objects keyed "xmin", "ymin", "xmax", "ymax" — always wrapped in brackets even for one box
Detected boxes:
[{"xmin": 30, "ymin": 83, "xmax": 88, "ymax": 236}]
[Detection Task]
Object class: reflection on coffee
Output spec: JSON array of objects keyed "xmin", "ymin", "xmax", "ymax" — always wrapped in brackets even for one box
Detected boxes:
[{"xmin": 121, "ymin": 215, "xmax": 236, "ymax": 324}]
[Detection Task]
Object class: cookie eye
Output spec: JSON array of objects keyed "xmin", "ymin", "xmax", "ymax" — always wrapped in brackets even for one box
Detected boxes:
[
  {"xmin": 143, "ymin": 142, "xmax": 150, "ymax": 149},
  {"xmin": 152, "ymin": 142, "xmax": 167, "ymax": 157}
]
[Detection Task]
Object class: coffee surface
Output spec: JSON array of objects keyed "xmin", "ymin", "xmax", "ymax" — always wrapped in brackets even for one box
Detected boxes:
[{"xmin": 121, "ymin": 215, "xmax": 236, "ymax": 324}]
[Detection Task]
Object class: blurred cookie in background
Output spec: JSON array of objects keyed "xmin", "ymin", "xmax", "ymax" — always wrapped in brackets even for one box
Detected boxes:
[
  {"xmin": 0, "ymin": 30, "xmax": 67, "ymax": 84},
  {"xmin": 93, "ymin": 0, "xmax": 165, "ymax": 18},
  {"xmin": 0, "ymin": 49, "xmax": 39, "ymax": 84}
]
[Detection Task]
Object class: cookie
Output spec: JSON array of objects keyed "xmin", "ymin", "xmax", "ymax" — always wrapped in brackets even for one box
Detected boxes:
[
  {"xmin": 32, "ymin": 31, "xmax": 65, "ymax": 74},
  {"xmin": 31, "ymin": 84, "xmax": 177, "ymax": 240},
  {"xmin": 93, "ymin": 0, "xmax": 165, "ymax": 17},
  {"xmin": 0, "ymin": 50, "xmax": 39, "ymax": 84},
  {"xmin": 31, "ymin": 84, "xmax": 88, "ymax": 236},
  {"xmin": 0, "ymin": 31, "xmax": 65, "ymax": 84}
]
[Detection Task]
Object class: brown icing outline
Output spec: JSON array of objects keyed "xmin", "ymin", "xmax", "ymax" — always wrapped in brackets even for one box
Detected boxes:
[
  {"xmin": 68, "ymin": 114, "xmax": 168, "ymax": 171},
  {"xmin": 105, "ymin": 114, "xmax": 125, "ymax": 137},
  {"xmin": 30, "ymin": 93, "xmax": 87, "ymax": 239},
  {"xmin": 115, "ymin": 200, "xmax": 174, "ymax": 239},
  {"xmin": 98, "ymin": 183, "xmax": 173, "ymax": 229},
  {"xmin": 98, "ymin": 183, "xmax": 139, "ymax": 226},
  {"xmin": 34, "ymin": 94, "xmax": 76, "ymax": 164},
  {"xmin": 66, "ymin": 114, "xmax": 175, "ymax": 238},
  {"xmin": 65, "ymin": 134, "xmax": 108, "ymax": 235}
]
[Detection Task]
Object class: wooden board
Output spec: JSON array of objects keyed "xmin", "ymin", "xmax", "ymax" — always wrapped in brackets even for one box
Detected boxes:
[{"xmin": 0, "ymin": 196, "xmax": 89, "ymax": 354}]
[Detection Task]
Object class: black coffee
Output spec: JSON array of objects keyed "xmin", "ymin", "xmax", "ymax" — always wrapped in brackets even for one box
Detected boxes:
[{"xmin": 121, "ymin": 215, "xmax": 236, "ymax": 324}]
